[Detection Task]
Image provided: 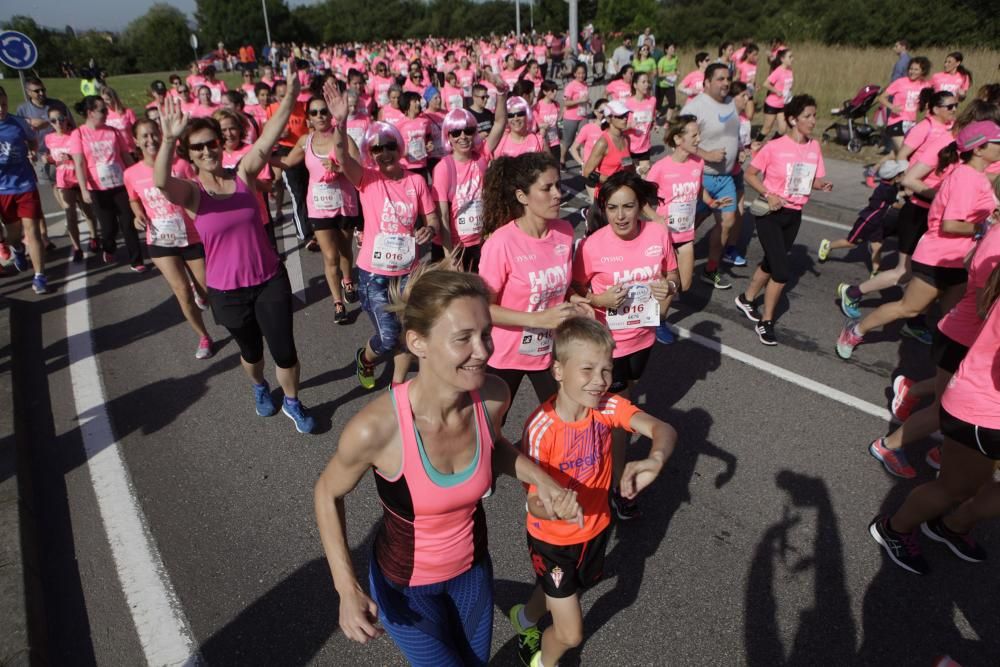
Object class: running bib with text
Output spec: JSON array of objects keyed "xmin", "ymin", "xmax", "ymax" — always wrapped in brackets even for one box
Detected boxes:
[
  {"xmin": 313, "ymin": 181, "xmax": 344, "ymax": 211},
  {"xmin": 606, "ymin": 283, "xmax": 660, "ymax": 330},
  {"xmin": 668, "ymin": 200, "xmax": 696, "ymax": 232},
  {"xmin": 786, "ymin": 162, "xmax": 816, "ymax": 197},
  {"xmin": 97, "ymin": 161, "xmax": 124, "ymax": 189},
  {"xmin": 150, "ymin": 214, "xmax": 188, "ymax": 247},
  {"xmin": 456, "ymin": 199, "xmax": 483, "ymax": 236},
  {"xmin": 518, "ymin": 327, "xmax": 553, "ymax": 356},
  {"xmin": 371, "ymin": 232, "xmax": 415, "ymax": 272},
  {"xmin": 407, "ymin": 138, "xmax": 427, "ymax": 162}
]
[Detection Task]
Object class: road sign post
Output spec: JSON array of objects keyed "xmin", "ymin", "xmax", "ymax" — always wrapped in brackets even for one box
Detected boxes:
[
  {"xmin": 189, "ymin": 34, "xmax": 199, "ymax": 64},
  {"xmin": 0, "ymin": 30, "xmax": 39, "ymax": 102}
]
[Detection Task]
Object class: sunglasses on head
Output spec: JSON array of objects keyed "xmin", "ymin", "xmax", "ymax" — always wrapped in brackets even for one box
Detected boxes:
[
  {"xmin": 937, "ymin": 103, "xmax": 959, "ymax": 110},
  {"xmin": 509, "ymin": 111, "xmax": 526, "ymax": 118},
  {"xmin": 189, "ymin": 138, "xmax": 220, "ymax": 153},
  {"xmin": 370, "ymin": 142, "xmax": 398, "ymax": 154},
  {"xmin": 449, "ymin": 127, "xmax": 476, "ymax": 138},
  {"xmin": 308, "ymin": 107, "xmax": 330, "ymax": 116}
]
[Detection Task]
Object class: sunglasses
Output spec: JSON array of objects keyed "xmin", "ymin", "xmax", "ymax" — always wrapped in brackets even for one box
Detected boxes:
[
  {"xmin": 370, "ymin": 142, "xmax": 398, "ymax": 154},
  {"xmin": 449, "ymin": 127, "xmax": 476, "ymax": 138},
  {"xmin": 29, "ymin": 88, "xmax": 46, "ymax": 94},
  {"xmin": 189, "ymin": 139, "xmax": 221, "ymax": 153},
  {"xmin": 49, "ymin": 116, "xmax": 67, "ymax": 123},
  {"xmin": 611, "ymin": 113, "xmax": 629, "ymax": 120},
  {"xmin": 509, "ymin": 111, "xmax": 526, "ymax": 118},
  {"xmin": 937, "ymin": 103, "xmax": 959, "ymax": 110},
  {"xmin": 308, "ymin": 108, "xmax": 331, "ymax": 117}
]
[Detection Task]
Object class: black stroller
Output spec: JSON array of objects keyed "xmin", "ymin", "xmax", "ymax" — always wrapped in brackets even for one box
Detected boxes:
[{"xmin": 822, "ymin": 84, "xmax": 882, "ymax": 153}]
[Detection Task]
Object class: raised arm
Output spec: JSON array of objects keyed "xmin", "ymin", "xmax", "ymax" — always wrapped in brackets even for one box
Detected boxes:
[
  {"xmin": 240, "ymin": 58, "xmax": 302, "ymax": 181},
  {"xmin": 155, "ymin": 96, "xmax": 199, "ymax": 212},
  {"xmin": 324, "ymin": 79, "xmax": 363, "ymax": 187},
  {"xmin": 484, "ymin": 77, "xmax": 509, "ymax": 154}
]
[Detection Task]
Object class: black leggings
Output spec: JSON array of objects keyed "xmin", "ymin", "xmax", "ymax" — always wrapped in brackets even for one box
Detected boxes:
[
  {"xmin": 755, "ymin": 207, "xmax": 802, "ymax": 284},
  {"xmin": 486, "ymin": 365, "xmax": 557, "ymax": 425},
  {"xmin": 208, "ymin": 268, "xmax": 298, "ymax": 368},
  {"xmin": 92, "ymin": 186, "xmax": 142, "ymax": 267}
]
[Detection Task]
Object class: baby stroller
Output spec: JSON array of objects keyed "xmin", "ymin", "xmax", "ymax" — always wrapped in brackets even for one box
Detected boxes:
[{"xmin": 823, "ymin": 84, "xmax": 881, "ymax": 153}]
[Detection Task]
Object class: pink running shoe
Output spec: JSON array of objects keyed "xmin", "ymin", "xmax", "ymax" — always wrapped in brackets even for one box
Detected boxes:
[
  {"xmin": 891, "ymin": 375, "xmax": 919, "ymax": 421},
  {"xmin": 836, "ymin": 320, "xmax": 863, "ymax": 360},
  {"xmin": 869, "ymin": 437, "xmax": 917, "ymax": 479},
  {"xmin": 926, "ymin": 445, "xmax": 942, "ymax": 470}
]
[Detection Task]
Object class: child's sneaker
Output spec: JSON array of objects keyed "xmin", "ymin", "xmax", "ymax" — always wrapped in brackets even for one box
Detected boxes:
[
  {"xmin": 817, "ymin": 239, "xmax": 831, "ymax": 262},
  {"xmin": 508, "ymin": 604, "xmax": 541, "ymax": 667},
  {"xmin": 611, "ymin": 488, "xmax": 641, "ymax": 520}
]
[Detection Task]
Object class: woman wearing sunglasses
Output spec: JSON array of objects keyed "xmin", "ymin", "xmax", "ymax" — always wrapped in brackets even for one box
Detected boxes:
[
  {"xmin": 582, "ymin": 100, "xmax": 634, "ymax": 194},
  {"xmin": 494, "ymin": 96, "xmax": 543, "ymax": 158},
  {"xmin": 324, "ymin": 80, "xmax": 444, "ymax": 391},
  {"xmin": 431, "ymin": 84, "xmax": 509, "ymax": 272},
  {"xmin": 44, "ymin": 109, "xmax": 98, "ymax": 261},
  {"xmin": 70, "ymin": 95, "xmax": 144, "ymax": 271},
  {"xmin": 272, "ymin": 95, "xmax": 362, "ymax": 325},
  {"xmin": 155, "ymin": 60, "xmax": 316, "ymax": 435}
]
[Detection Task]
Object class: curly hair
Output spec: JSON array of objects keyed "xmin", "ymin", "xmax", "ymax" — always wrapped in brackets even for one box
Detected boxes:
[{"xmin": 482, "ymin": 152, "xmax": 559, "ymax": 237}]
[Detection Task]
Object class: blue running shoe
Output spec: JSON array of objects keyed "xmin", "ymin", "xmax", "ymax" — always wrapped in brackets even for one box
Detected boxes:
[
  {"xmin": 656, "ymin": 322, "xmax": 675, "ymax": 344},
  {"xmin": 12, "ymin": 248, "xmax": 29, "ymax": 272},
  {"xmin": 31, "ymin": 274, "xmax": 49, "ymax": 294},
  {"xmin": 253, "ymin": 382, "xmax": 277, "ymax": 417},
  {"xmin": 837, "ymin": 282, "xmax": 861, "ymax": 319},
  {"xmin": 901, "ymin": 322, "xmax": 933, "ymax": 345},
  {"xmin": 723, "ymin": 247, "xmax": 747, "ymax": 266},
  {"xmin": 282, "ymin": 398, "xmax": 316, "ymax": 434}
]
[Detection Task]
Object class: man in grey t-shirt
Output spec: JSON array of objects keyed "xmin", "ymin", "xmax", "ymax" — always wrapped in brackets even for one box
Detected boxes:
[
  {"xmin": 611, "ymin": 37, "xmax": 634, "ymax": 75},
  {"xmin": 15, "ymin": 76, "xmax": 74, "ymax": 183},
  {"xmin": 679, "ymin": 63, "xmax": 745, "ymax": 286}
]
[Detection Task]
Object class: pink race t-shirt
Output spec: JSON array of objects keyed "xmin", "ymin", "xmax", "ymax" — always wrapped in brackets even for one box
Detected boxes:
[
  {"xmin": 606, "ymin": 79, "xmax": 632, "ymax": 103},
  {"xmin": 765, "ymin": 66, "xmax": 794, "ymax": 108},
  {"xmin": 479, "ymin": 219, "xmax": 574, "ymax": 371},
  {"xmin": 931, "ymin": 71, "xmax": 969, "ymax": 98},
  {"xmin": 44, "ymin": 133, "xmax": 79, "ymax": 189},
  {"xmin": 941, "ymin": 298, "xmax": 1000, "ymax": 429},
  {"xmin": 903, "ymin": 117, "xmax": 953, "ymax": 156},
  {"xmin": 355, "ymin": 168, "xmax": 435, "ymax": 277},
  {"xmin": 938, "ymin": 223, "xmax": 1000, "ymax": 347},
  {"xmin": 105, "ymin": 107, "xmax": 137, "ymax": 152},
  {"xmin": 431, "ymin": 148, "xmax": 491, "ymax": 247},
  {"xmin": 679, "ymin": 70, "xmax": 704, "ymax": 99},
  {"xmin": 442, "ymin": 86, "xmax": 465, "ymax": 111},
  {"xmin": 124, "ymin": 160, "xmax": 201, "ymax": 247},
  {"xmin": 379, "ymin": 106, "xmax": 406, "ymax": 127},
  {"xmin": 494, "ymin": 131, "xmax": 544, "ymax": 158},
  {"xmin": 67, "ymin": 125, "xmax": 132, "ymax": 191},
  {"xmin": 736, "ymin": 60, "xmax": 757, "ymax": 86},
  {"xmin": 625, "ymin": 95, "xmax": 656, "ymax": 154},
  {"xmin": 534, "ymin": 100, "xmax": 561, "ymax": 148},
  {"xmin": 646, "ymin": 154, "xmax": 704, "ymax": 244},
  {"xmin": 574, "ymin": 122, "xmax": 603, "ymax": 164},
  {"xmin": 750, "ymin": 135, "xmax": 826, "ymax": 211},
  {"xmin": 563, "ymin": 80, "xmax": 590, "ymax": 121},
  {"xmin": 912, "ymin": 163, "xmax": 996, "ymax": 269},
  {"xmin": 884, "ymin": 77, "xmax": 930, "ymax": 126},
  {"xmin": 397, "ymin": 116, "xmax": 431, "ymax": 169},
  {"xmin": 572, "ymin": 221, "xmax": 677, "ymax": 356}
]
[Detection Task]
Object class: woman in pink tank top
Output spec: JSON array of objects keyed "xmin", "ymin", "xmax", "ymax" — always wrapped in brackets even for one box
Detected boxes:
[
  {"xmin": 154, "ymin": 59, "xmax": 316, "ymax": 435},
  {"xmin": 315, "ymin": 269, "xmax": 581, "ymax": 666}
]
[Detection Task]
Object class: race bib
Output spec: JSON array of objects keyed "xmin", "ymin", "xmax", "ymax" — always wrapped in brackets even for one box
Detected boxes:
[
  {"xmin": 902, "ymin": 120, "xmax": 916, "ymax": 134},
  {"xmin": 666, "ymin": 74, "xmax": 678, "ymax": 85},
  {"xmin": 96, "ymin": 161, "xmax": 124, "ymax": 189},
  {"xmin": 312, "ymin": 181, "xmax": 343, "ymax": 211},
  {"xmin": 346, "ymin": 126, "xmax": 365, "ymax": 148},
  {"xmin": 407, "ymin": 137, "xmax": 427, "ymax": 162},
  {"xmin": 456, "ymin": 199, "xmax": 483, "ymax": 236},
  {"xmin": 371, "ymin": 232, "xmax": 416, "ymax": 272},
  {"xmin": 633, "ymin": 110, "xmax": 653, "ymax": 131},
  {"xmin": 783, "ymin": 89, "xmax": 793, "ymax": 104},
  {"xmin": 150, "ymin": 213, "xmax": 188, "ymax": 247},
  {"xmin": 448, "ymin": 95, "xmax": 463, "ymax": 110},
  {"xmin": 518, "ymin": 327, "xmax": 553, "ymax": 357},
  {"xmin": 668, "ymin": 200, "xmax": 695, "ymax": 232},
  {"xmin": 378, "ymin": 93, "xmax": 389, "ymax": 106},
  {"xmin": 210, "ymin": 87, "xmax": 222, "ymax": 104},
  {"xmin": 605, "ymin": 283, "xmax": 660, "ymax": 331},
  {"xmin": 786, "ymin": 162, "xmax": 816, "ymax": 197},
  {"xmin": 545, "ymin": 125, "xmax": 559, "ymax": 144}
]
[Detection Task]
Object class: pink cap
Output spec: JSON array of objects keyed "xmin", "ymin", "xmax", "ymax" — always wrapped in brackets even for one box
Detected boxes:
[{"xmin": 956, "ymin": 120, "xmax": 1000, "ymax": 152}]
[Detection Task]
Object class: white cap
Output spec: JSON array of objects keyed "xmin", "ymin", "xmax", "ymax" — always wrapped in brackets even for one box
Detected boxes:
[
  {"xmin": 877, "ymin": 160, "xmax": 908, "ymax": 180},
  {"xmin": 602, "ymin": 100, "xmax": 631, "ymax": 117}
]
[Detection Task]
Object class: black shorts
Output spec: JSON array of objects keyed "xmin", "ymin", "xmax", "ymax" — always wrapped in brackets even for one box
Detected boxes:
[
  {"xmin": 931, "ymin": 330, "xmax": 969, "ymax": 374},
  {"xmin": 896, "ymin": 201, "xmax": 929, "ymax": 255},
  {"xmin": 632, "ymin": 150, "xmax": 651, "ymax": 162},
  {"xmin": 886, "ymin": 122, "xmax": 907, "ymax": 138},
  {"xmin": 147, "ymin": 243, "xmax": 206, "ymax": 261},
  {"xmin": 763, "ymin": 103, "xmax": 784, "ymax": 115},
  {"xmin": 430, "ymin": 242, "xmax": 482, "ymax": 272},
  {"xmin": 309, "ymin": 215, "xmax": 355, "ymax": 232},
  {"xmin": 527, "ymin": 527, "xmax": 610, "ymax": 599},
  {"xmin": 610, "ymin": 345, "xmax": 652, "ymax": 393},
  {"xmin": 940, "ymin": 406, "xmax": 1000, "ymax": 460},
  {"xmin": 910, "ymin": 260, "xmax": 967, "ymax": 290},
  {"xmin": 207, "ymin": 267, "xmax": 292, "ymax": 331}
]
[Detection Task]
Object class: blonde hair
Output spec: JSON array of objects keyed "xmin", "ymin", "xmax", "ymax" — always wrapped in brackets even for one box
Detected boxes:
[
  {"xmin": 552, "ymin": 317, "xmax": 614, "ymax": 363},
  {"xmin": 388, "ymin": 263, "xmax": 491, "ymax": 338}
]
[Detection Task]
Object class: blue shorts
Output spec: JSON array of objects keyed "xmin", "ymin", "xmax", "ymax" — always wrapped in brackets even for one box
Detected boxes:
[
  {"xmin": 696, "ymin": 173, "xmax": 739, "ymax": 215},
  {"xmin": 358, "ymin": 268, "xmax": 410, "ymax": 357}
]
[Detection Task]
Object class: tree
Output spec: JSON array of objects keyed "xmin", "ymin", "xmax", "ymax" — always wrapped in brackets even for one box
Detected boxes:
[
  {"xmin": 122, "ymin": 4, "xmax": 193, "ymax": 72},
  {"xmin": 195, "ymin": 0, "xmax": 292, "ymax": 49}
]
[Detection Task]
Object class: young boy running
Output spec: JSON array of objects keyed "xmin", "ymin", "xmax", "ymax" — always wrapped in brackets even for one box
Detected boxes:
[{"xmin": 509, "ymin": 317, "xmax": 677, "ymax": 667}]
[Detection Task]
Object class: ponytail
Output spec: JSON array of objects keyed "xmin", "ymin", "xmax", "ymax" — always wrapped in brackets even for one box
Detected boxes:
[
  {"xmin": 977, "ymin": 263, "xmax": 1000, "ymax": 320},
  {"xmin": 482, "ymin": 152, "xmax": 559, "ymax": 238},
  {"xmin": 935, "ymin": 141, "xmax": 974, "ymax": 174},
  {"xmin": 947, "ymin": 52, "xmax": 973, "ymax": 89},
  {"xmin": 588, "ymin": 170, "xmax": 661, "ymax": 236}
]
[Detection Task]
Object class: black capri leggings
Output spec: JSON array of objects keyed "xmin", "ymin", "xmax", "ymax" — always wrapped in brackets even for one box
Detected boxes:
[
  {"xmin": 92, "ymin": 186, "xmax": 143, "ymax": 267},
  {"xmin": 755, "ymin": 207, "xmax": 802, "ymax": 284},
  {"xmin": 207, "ymin": 267, "xmax": 298, "ymax": 368}
]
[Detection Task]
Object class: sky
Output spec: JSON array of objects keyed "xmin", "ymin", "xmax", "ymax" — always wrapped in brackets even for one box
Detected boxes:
[{"xmin": 14, "ymin": 0, "xmax": 314, "ymax": 33}]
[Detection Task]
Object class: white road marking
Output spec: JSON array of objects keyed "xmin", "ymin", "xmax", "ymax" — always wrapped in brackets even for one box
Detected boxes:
[
  {"xmin": 65, "ymin": 264, "xmax": 202, "ymax": 666},
  {"xmin": 802, "ymin": 213, "xmax": 852, "ymax": 232},
  {"xmin": 674, "ymin": 324, "xmax": 892, "ymax": 421},
  {"xmin": 278, "ymin": 218, "xmax": 306, "ymax": 304}
]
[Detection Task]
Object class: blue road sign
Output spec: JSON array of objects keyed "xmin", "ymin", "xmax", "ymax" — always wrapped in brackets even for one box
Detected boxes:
[{"xmin": 0, "ymin": 31, "xmax": 38, "ymax": 70}]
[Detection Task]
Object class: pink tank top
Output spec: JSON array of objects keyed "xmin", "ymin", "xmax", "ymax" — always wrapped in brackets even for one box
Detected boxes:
[
  {"xmin": 304, "ymin": 133, "xmax": 358, "ymax": 219},
  {"xmin": 195, "ymin": 174, "xmax": 280, "ymax": 290},
  {"xmin": 373, "ymin": 381, "xmax": 494, "ymax": 587}
]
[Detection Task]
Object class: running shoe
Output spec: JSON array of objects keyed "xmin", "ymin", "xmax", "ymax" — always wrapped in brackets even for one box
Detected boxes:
[
  {"xmin": 901, "ymin": 322, "xmax": 933, "ymax": 345},
  {"xmin": 817, "ymin": 239, "xmax": 831, "ymax": 262},
  {"xmin": 836, "ymin": 320, "xmax": 863, "ymax": 359},
  {"xmin": 334, "ymin": 301, "xmax": 348, "ymax": 325},
  {"xmin": 755, "ymin": 319, "xmax": 777, "ymax": 346},
  {"xmin": 701, "ymin": 268, "xmax": 732, "ymax": 290},
  {"xmin": 253, "ymin": 382, "xmax": 277, "ymax": 417},
  {"xmin": 102, "ymin": 251, "xmax": 115, "ymax": 264},
  {"xmin": 305, "ymin": 238, "xmax": 320, "ymax": 252},
  {"xmin": 12, "ymin": 248, "xmax": 29, "ymax": 272},
  {"xmin": 611, "ymin": 488, "xmax": 641, "ymax": 520},
  {"xmin": 356, "ymin": 347, "xmax": 376, "ymax": 390},
  {"xmin": 508, "ymin": 604, "xmax": 542, "ymax": 667},
  {"xmin": 869, "ymin": 514, "xmax": 929, "ymax": 575},
  {"xmin": 88, "ymin": 238, "xmax": 100, "ymax": 253},
  {"xmin": 891, "ymin": 376, "xmax": 919, "ymax": 421},
  {"xmin": 341, "ymin": 280, "xmax": 359, "ymax": 304},
  {"xmin": 72, "ymin": 248, "xmax": 84, "ymax": 263},
  {"xmin": 921, "ymin": 517, "xmax": 987, "ymax": 563},
  {"xmin": 868, "ymin": 437, "xmax": 916, "ymax": 479},
  {"xmin": 282, "ymin": 399, "xmax": 316, "ymax": 434},
  {"xmin": 722, "ymin": 247, "xmax": 747, "ymax": 266},
  {"xmin": 0, "ymin": 243, "xmax": 12, "ymax": 267},
  {"xmin": 44, "ymin": 240, "xmax": 57, "ymax": 252},
  {"xmin": 837, "ymin": 283, "xmax": 861, "ymax": 319},
  {"xmin": 926, "ymin": 445, "xmax": 942, "ymax": 470},
  {"xmin": 655, "ymin": 322, "xmax": 675, "ymax": 344},
  {"xmin": 195, "ymin": 336, "xmax": 213, "ymax": 359},
  {"xmin": 735, "ymin": 293, "xmax": 761, "ymax": 322},
  {"xmin": 130, "ymin": 264, "xmax": 148, "ymax": 273},
  {"xmin": 191, "ymin": 284, "xmax": 208, "ymax": 311},
  {"xmin": 31, "ymin": 274, "xmax": 50, "ymax": 295}
]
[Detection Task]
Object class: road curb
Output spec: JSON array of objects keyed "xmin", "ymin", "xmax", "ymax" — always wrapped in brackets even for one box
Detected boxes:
[{"xmin": 0, "ymin": 296, "xmax": 47, "ymax": 666}]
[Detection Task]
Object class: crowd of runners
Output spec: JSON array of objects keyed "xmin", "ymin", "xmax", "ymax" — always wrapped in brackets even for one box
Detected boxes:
[{"xmin": 1, "ymin": 28, "xmax": 999, "ymax": 667}]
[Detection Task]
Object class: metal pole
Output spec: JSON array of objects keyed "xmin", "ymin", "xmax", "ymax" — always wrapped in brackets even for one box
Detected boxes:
[
  {"xmin": 262, "ymin": 0, "xmax": 273, "ymax": 52},
  {"xmin": 515, "ymin": 0, "xmax": 521, "ymax": 38},
  {"xmin": 568, "ymin": 0, "xmax": 578, "ymax": 56},
  {"xmin": 530, "ymin": 0, "xmax": 533, "ymax": 31},
  {"xmin": 18, "ymin": 71, "xmax": 27, "ymax": 106}
]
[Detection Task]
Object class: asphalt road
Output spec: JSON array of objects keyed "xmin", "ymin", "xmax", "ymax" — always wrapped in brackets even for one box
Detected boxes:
[{"xmin": 9, "ymin": 144, "xmax": 1000, "ymax": 667}]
